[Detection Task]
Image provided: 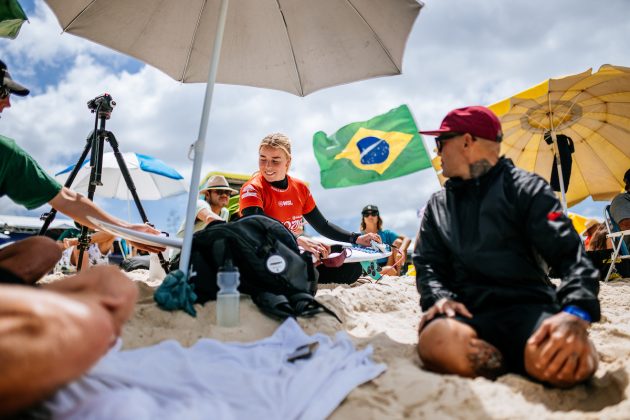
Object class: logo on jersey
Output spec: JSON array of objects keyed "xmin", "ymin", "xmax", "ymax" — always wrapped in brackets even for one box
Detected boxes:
[
  {"xmin": 241, "ymin": 184, "xmax": 259, "ymax": 199},
  {"xmin": 278, "ymin": 200, "xmax": 293, "ymax": 207}
]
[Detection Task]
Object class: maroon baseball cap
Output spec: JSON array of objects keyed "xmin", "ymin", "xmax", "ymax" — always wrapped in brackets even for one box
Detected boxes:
[{"xmin": 419, "ymin": 106, "xmax": 503, "ymax": 142}]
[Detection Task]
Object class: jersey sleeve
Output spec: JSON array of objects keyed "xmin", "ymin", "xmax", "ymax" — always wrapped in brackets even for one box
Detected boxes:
[
  {"xmin": 301, "ymin": 184, "xmax": 316, "ymax": 214},
  {"xmin": 239, "ymin": 181, "xmax": 264, "ymax": 211}
]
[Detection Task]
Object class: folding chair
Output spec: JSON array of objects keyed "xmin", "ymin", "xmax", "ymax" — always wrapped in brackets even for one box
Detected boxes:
[{"xmin": 603, "ymin": 205, "xmax": 630, "ymax": 281}]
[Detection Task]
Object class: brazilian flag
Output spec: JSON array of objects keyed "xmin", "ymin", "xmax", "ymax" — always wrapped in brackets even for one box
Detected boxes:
[
  {"xmin": 0, "ymin": 0, "xmax": 27, "ymax": 39},
  {"xmin": 313, "ymin": 105, "xmax": 431, "ymax": 188}
]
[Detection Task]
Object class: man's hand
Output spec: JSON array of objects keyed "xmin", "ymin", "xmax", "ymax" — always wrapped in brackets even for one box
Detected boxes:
[
  {"xmin": 419, "ymin": 298, "xmax": 472, "ymax": 331},
  {"xmin": 126, "ymin": 224, "xmax": 166, "ymax": 253},
  {"xmin": 356, "ymin": 233, "xmax": 381, "ymax": 247},
  {"xmin": 527, "ymin": 312, "xmax": 594, "ymax": 385},
  {"xmin": 297, "ymin": 236, "xmax": 331, "ymax": 260}
]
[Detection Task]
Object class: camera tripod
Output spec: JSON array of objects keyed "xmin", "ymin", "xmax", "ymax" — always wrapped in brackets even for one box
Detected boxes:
[{"xmin": 39, "ymin": 94, "xmax": 168, "ymax": 272}]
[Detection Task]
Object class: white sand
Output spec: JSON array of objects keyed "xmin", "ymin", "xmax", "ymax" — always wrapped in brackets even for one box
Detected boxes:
[{"xmin": 115, "ymin": 271, "xmax": 630, "ymax": 419}]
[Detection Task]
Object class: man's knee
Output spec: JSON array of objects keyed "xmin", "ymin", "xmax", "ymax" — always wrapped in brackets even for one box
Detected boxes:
[
  {"xmin": 0, "ymin": 236, "xmax": 61, "ymax": 283},
  {"xmin": 418, "ymin": 318, "xmax": 504, "ymax": 378}
]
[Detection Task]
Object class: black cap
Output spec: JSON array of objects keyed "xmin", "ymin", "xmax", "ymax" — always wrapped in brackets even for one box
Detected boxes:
[
  {"xmin": 0, "ymin": 60, "xmax": 30, "ymax": 96},
  {"xmin": 624, "ymin": 169, "xmax": 630, "ymax": 183},
  {"xmin": 361, "ymin": 204, "xmax": 379, "ymax": 215}
]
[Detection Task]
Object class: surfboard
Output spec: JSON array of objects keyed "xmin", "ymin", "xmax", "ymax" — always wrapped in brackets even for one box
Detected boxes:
[
  {"xmin": 87, "ymin": 216, "xmax": 183, "ymax": 249},
  {"xmin": 344, "ymin": 246, "xmax": 391, "ymax": 263}
]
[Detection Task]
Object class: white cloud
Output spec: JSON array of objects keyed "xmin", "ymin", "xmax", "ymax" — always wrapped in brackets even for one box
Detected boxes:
[{"xmin": 1, "ymin": 0, "xmax": 629, "ymax": 237}]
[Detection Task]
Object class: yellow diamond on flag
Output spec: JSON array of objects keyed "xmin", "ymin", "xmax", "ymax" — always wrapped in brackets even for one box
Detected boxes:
[{"xmin": 333, "ymin": 127, "xmax": 414, "ymax": 175}]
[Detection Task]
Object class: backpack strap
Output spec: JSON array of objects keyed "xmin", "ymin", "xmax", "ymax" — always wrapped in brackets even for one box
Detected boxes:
[{"xmin": 288, "ymin": 292, "xmax": 342, "ymax": 323}]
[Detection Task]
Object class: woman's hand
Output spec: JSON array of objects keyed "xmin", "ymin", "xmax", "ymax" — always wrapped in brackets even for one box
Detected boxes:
[
  {"xmin": 355, "ymin": 233, "xmax": 381, "ymax": 247},
  {"xmin": 297, "ymin": 236, "xmax": 331, "ymax": 260}
]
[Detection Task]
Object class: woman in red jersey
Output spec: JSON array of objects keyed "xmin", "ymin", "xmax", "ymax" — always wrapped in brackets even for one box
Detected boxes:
[{"xmin": 240, "ymin": 133, "xmax": 381, "ymax": 283}]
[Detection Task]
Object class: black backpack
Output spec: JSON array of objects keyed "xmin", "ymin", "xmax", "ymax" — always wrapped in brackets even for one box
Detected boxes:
[{"xmin": 169, "ymin": 215, "xmax": 339, "ymax": 321}]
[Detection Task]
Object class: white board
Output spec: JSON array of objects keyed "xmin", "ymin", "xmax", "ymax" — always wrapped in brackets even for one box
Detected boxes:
[
  {"xmin": 87, "ymin": 216, "xmax": 183, "ymax": 249},
  {"xmin": 344, "ymin": 247, "xmax": 391, "ymax": 263}
]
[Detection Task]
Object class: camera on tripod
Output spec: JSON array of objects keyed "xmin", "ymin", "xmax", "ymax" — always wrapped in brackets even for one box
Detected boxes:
[{"xmin": 87, "ymin": 93, "xmax": 116, "ymax": 119}]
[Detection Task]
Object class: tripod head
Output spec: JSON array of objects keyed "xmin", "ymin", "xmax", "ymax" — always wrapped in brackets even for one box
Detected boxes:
[{"xmin": 88, "ymin": 93, "xmax": 116, "ymax": 120}]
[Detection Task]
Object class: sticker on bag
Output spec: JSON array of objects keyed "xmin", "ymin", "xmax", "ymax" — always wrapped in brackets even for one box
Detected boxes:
[{"xmin": 266, "ymin": 254, "xmax": 287, "ymax": 274}]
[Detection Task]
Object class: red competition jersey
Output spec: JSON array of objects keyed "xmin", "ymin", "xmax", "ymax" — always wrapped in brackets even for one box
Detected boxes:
[{"xmin": 239, "ymin": 173, "xmax": 316, "ymax": 233}]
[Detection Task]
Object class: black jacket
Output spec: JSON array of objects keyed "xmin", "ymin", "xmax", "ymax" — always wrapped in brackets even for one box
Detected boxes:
[{"xmin": 413, "ymin": 157, "xmax": 600, "ymax": 321}]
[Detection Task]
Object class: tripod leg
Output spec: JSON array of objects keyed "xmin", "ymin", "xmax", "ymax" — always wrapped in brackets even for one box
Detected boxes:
[
  {"xmin": 77, "ymin": 123, "xmax": 108, "ymax": 271},
  {"xmin": 107, "ymin": 132, "xmax": 169, "ymax": 272},
  {"xmin": 39, "ymin": 134, "xmax": 94, "ymax": 236}
]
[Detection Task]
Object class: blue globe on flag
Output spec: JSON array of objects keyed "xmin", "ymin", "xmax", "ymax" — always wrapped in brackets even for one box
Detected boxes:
[{"xmin": 357, "ymin": 136, "xmax": 390, "ymax": 165}]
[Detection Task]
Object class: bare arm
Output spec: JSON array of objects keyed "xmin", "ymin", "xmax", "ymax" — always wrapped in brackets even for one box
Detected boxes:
[
  {"xmin": 0, "ymin": 283, "xmax": 118, "ymax": 415},
  {"xmin": 196, "ymin": 207, "xmax": 223, "ymax": 224},
  {"xmin": 49, "ymin": 187, "xmax": 163, "ymax": 252}
]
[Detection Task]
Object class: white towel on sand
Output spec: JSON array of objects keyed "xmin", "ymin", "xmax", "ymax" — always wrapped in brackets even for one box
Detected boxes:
[{"xmin": 45, "ymin": 318, "xmax": 386, "ymax": 420}]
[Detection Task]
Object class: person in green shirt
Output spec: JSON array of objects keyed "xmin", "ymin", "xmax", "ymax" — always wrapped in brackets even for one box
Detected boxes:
[{"xmin": 0, "ymin": 60, "xmax": 161, "ymax": 416}]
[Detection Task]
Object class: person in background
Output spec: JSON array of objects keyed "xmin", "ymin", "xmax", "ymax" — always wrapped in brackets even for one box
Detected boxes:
[
  {"xmin": 239, "ymin": 132, "xmax": 381, "ymax": 284},
  {"xmin": 0, "ymin": 59, "xmax": 156, "ymax": 416},
  {"xmin": 360, "ymin": 204, "xmax": 411, "ymax": 275},
  {"xmin": 176, "ymin": 175, "xmax": 236, "ymax": 237},
  {"xmin": 610, "ymin": 168, "xmax": 630, "ymax": 231}
]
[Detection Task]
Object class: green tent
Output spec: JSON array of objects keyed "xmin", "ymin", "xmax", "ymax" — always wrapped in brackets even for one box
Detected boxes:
[{"xmin": 0, "ymin": 0, "xmax": 27, "ymax": 39}]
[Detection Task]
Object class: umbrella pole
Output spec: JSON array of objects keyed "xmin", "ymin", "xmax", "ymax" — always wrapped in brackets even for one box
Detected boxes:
[
  {"xmin": 550, "ymin": 129, "xmax": 568, "ymax": 213},
  {"xmin": 178, "ymin": 0, "xmax": 230, "ymax": 278}
]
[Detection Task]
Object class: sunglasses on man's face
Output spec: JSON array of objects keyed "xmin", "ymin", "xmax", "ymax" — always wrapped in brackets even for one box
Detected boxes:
[
  {"xmin": 363, "ymin": 211, "xmax": 379, "ymax": 217},
  {"xmin": 212, "ymin": 189, "xmax": 231, "ymax": 196},
  {"xmin": 435, "ymin": 133, "xmax": 463, "ymax": 153},
  {"xmin": 0, "ymin": 87, "xmax": 10, "ymax": 100}
]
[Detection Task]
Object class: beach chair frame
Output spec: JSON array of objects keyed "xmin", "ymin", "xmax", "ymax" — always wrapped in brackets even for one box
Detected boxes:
[{"xmin": 603, "ymin": 205, "xmax": 630, "ymax": 282}]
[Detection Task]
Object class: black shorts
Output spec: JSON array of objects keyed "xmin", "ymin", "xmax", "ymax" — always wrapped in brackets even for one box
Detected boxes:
[
  {"xmin": 0, "ymin": 267, "xmax": 26, "ymax": 285},
  {"xmin": 436, "ymin": 303, "xmax": 560, "ymax": 374}
]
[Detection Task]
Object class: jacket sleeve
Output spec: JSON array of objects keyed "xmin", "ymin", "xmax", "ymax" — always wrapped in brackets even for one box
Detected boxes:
[
  {"xmin": 413, "ymin": 199, "xmax": 458, "ymax": 311},
  {"xmin": 515, "ymin": 173, "xmax": 601, "ymax": 321}
]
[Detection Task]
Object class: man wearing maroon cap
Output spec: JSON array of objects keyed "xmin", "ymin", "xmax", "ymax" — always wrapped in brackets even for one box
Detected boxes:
[{"xmin": 413, "ymin": 106, "xmax": 599, "ymax": 387}]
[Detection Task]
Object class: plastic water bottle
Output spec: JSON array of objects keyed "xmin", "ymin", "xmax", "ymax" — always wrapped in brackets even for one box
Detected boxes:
[{"xmin": 216, "ymin": 260, "xmax": 240, "ymax": 327}]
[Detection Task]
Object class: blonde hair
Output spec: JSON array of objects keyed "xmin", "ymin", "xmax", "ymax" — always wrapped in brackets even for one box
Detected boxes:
[{"xmin": 259, "ymin": 132, "xmax": 292, "ymax": 159}]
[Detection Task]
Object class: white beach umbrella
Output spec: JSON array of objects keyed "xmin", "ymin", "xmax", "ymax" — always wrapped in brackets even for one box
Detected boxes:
[
  {"xmin": 44, "ymin": 0, "xmax": 423, "ymax": 277},
  {"xmin": 56, "ymin": 152, "xmax": 188, "ymax": 200}
]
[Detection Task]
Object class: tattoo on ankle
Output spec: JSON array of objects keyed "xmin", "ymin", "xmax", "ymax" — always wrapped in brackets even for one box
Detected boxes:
[
  {"xmin": 469, "ymin": 159, "xmax": 493, "ymax": 179},
  {"xmin": 467, "ymin": 341, "xmax": 506, "ymax": 379}
]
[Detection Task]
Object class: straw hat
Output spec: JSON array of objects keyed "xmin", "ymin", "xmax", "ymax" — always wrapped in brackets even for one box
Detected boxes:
[{"xmin": 200, "ymin": 175, "xmax": 237, "ymax": 194}]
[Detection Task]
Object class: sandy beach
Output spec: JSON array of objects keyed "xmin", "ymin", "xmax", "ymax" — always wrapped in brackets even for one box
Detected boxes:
[{"xmin": 103, "ymin": 270, "xmax": 630, "ymax": 419}]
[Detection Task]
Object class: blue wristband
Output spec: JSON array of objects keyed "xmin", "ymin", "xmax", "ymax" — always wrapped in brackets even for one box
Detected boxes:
[{"xmin": 563, "ymin": 305, "xmax": 592, "ymax": 323}]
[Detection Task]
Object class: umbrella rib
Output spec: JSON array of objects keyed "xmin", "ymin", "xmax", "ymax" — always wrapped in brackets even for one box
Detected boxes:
[
  {"xmin": 344, "ymin": 0, "xmax": 400, "ymax": 73},
  {"xmin": 274, "ymin": 0, "xmax": 304, "ymax": 96},
  {"xmin": 62, "ymin": 0, "xmax": 98, "ymax": 32},
  {"xmin": 180, "ymin": 0, "xmax": 209, "ymax": 82}
]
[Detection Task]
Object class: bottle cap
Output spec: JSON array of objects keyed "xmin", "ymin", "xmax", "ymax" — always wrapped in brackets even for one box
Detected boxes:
[{"xmin": 219, "ymin": 259, "xmax": 239, "ymax": 272}]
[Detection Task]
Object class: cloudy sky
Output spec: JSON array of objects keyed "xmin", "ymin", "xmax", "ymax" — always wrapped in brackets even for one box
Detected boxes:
[{"xmin": 1, "ymin": 0, "xmax": 629, "ymax": 237}]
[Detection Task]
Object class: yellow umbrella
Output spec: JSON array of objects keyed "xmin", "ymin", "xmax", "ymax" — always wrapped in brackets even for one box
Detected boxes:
[{"xmin": 488, "ymin": 65, "xmax": 630, "ymax": 210}]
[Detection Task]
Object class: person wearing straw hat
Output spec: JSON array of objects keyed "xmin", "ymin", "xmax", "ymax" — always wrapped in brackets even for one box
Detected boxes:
[
  {"xmin": 413, "ymin": 106, "xmax": 600, "ymax": 387},
  {"xmin": 176, "ymin": 175, "xmax": 236, "ymax": 237},
  {"xmin": 0, "ymin": 60, "xmax": 153, "ymax": 416}
]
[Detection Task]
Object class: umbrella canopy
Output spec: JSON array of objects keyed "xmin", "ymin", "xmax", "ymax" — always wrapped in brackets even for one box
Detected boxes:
[
  {"xmin": 56, "ymin": 152, "xmax": 188, "ymax": 200},
  {"xmin": 44, "ymin": 0, "xmax": 422, "ymax": 277},
  {"xmin": 44, "ymin": 0, "xmax": 421, "ymax": 97},
  {"xmin": 488, "ymin": 65, "xmax": 630, "ymax": 208}
]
